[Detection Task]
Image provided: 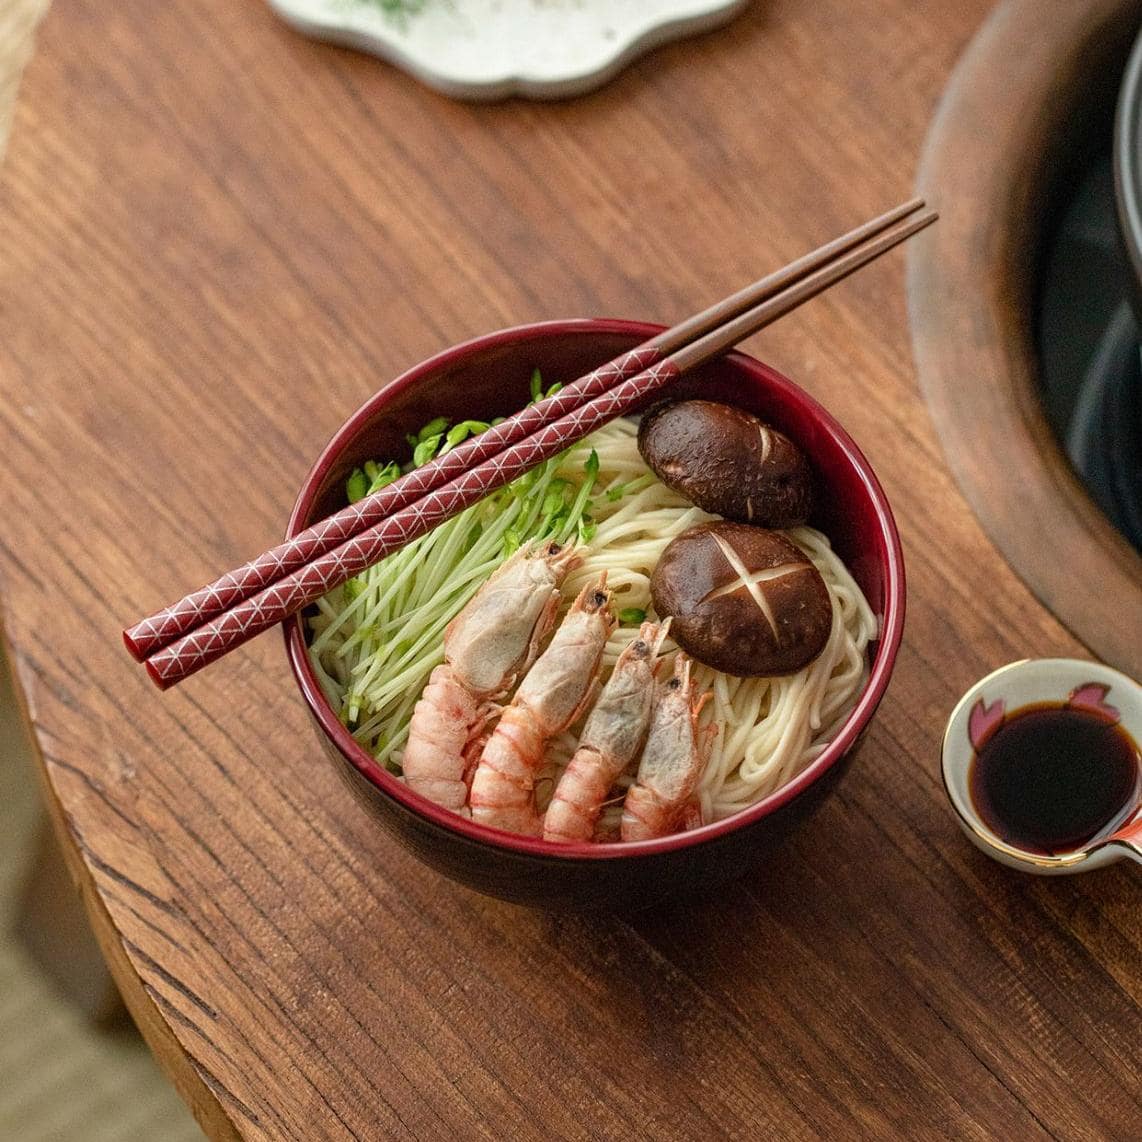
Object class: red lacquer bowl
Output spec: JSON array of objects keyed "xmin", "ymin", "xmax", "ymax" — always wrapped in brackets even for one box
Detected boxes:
[{"xmin": 284, "ymin": 320, "xmax": 905, "ymax": 909}]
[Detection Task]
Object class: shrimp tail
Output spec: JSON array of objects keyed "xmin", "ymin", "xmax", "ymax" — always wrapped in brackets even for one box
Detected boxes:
[
  {"xmin": 617, "ymin": 784, "xmax": 663, "ymax": 843},
  {"xmin": 543, "ymin": 748, "xmax": 611, "ymax": 843},
  {"xmin": 402, "ymin": 664, "xmax": 479, "ymax": 815},
  {"xmin": 469, "ymin": 706, "xmax": 545, "ymax": 835}
]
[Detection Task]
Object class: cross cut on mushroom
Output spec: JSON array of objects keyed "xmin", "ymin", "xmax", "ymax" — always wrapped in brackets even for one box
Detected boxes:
[
  {"xmin": 703, "ymin": 532, "xmax": 813, "ymax": 644},
  {"xmin": 651, "ymin": 521, "xmax": 833, "ymax": 676}
]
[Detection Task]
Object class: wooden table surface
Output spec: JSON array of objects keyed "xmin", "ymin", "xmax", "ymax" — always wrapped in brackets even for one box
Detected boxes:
[{"xmin": 1, "ymin": 1, "xmax": 1138, "ymax": 1138}]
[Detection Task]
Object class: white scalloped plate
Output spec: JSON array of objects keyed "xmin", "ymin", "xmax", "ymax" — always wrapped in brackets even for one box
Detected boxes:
[{"xmin": 267, "ymin": 0, "xmax": 749, "ymax": 101}]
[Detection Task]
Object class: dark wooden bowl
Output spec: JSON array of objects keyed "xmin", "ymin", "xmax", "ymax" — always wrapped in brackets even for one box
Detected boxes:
[
  {"xmin": 283, "ymin": 320, "xmax": 905, "ymax": 909},
  {"xmin": 908, "ymin": 0, "xmax": 1142, "ymax": 679}
]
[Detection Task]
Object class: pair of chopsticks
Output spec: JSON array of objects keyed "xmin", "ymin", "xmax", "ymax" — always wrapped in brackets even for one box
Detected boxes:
[{"xmin": 125, "ymin": 198, "xmax": 936, "ymax": 689}]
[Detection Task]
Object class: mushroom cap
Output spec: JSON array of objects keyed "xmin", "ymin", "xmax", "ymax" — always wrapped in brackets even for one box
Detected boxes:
[
  {"xmin": 637, "ymin": 400, "xmax": 813, "ymax": 527},
  {"xmin": 650, "ymin": 521, "xmax": 832, "ymax": 676}
]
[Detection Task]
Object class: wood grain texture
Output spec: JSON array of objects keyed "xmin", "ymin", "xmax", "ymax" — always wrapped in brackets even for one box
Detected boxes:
[
  {"xmin": 0, "ymin": 1, "xmax": 1138, "ymax": 1138},
  {"xmin": 909, "ymin": 0, "xmax": 1142, "ymax": 681}
]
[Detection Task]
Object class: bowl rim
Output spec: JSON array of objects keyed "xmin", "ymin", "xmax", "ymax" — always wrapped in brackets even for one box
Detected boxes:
[{"xmin": 284, "ymin": 317, "xmax": 906, "ymax": 860}]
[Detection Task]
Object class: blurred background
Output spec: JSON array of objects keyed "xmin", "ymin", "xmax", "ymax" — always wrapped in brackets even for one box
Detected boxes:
[{"xmin": 0, "ymin": 4, "xmax": 199, "ymax": 1137}]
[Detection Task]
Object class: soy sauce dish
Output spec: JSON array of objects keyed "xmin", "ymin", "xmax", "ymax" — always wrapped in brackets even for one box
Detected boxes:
[
  {"xmin": 284, "ymin": 320, "xmax": 905, "ymax": 909},
  {"xmin": 942, "ymin": 659, "xmax": 1142, "ymax": 874}
]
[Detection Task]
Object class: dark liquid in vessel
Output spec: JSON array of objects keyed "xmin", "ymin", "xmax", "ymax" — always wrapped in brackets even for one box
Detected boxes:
[{"xmin": 969, "ymin": 703, "xmax": 1140, "ymax": 855}]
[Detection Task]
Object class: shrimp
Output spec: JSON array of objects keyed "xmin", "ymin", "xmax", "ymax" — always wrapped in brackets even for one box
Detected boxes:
[
  {"xmin": 470, "ymin": 574, "xmax": 616, "ymax": 835},
  {"xmin": 401, "ymin": 541, "xmax": 578, "ymax": 813},
  {"xmin": 543, "ymin": 620, "xmax": 670, "ymax": 844},
  {"xmin": 620, "ymin": 653, "xmax": 714, "ymax": 842}
]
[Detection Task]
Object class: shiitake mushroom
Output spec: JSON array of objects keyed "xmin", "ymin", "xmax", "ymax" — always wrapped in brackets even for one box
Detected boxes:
[
  {"xmin": 651, "ymin": 521, "xmax": 832, "ymax": 676},
  {"xmin": 637, "ymin": 399, "xmax": 812, "ymax": 527}
]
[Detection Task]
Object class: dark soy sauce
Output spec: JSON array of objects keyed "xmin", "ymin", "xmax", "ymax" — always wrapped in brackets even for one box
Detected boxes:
[{"xmin": 969, "ymin": 703, "xmax": 1141, "ymax": 855}]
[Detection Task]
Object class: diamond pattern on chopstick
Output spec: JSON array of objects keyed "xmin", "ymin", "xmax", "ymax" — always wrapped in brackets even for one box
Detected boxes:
[
  {"xmin": 123, "ymin": 344, "xmax": 664, "ymax": 661},
  {"xmin": 144, "ymin": 358, "xmax": 682, "ymax": 687},
  {"xmin": 129, "ymin": 199, "xmax": 936, "ymax": 688}
]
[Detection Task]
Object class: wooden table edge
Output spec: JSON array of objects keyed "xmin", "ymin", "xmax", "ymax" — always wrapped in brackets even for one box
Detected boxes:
[{"xmin": 1, "ymin": 624, "xmax": 241, "ymax": 1140}]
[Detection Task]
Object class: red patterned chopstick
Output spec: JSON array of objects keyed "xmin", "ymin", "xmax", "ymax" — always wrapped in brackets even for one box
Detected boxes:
[
  {"xmin": 139, "ymin": 205, "xmax": 936, "ymax": 689},
  {"xmin": 143, "ymin": 356, "xmax": 679, "ymax": 688},
  {"xmin": 122, "ymin": 344, "xmax": 662, "ymax": 661},
  {"xmin": 123, "ymin": 198, "xmax": 926, "ymax": 663}
]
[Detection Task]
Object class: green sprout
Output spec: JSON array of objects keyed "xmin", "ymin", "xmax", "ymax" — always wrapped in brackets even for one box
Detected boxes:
[
  {"xmin": 306, "ymin": 374, "xmax": 631, "ymax": 772},
  {"xmin": 355, "ymin": 0, "xmax": 429, "ymax": 28}
]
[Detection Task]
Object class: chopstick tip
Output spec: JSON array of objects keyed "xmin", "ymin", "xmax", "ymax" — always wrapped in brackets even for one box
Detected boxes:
[
  {"xmin": 122, "ymin": 626, "xmax": 148, "ymax": 663},
  {"xmin": 144, "ymin": 657, "xmax": 174, "ymax": 691}
]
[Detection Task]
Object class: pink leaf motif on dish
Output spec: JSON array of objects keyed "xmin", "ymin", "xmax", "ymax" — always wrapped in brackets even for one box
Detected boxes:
[
  {"xmin": 968, "ymin": 697, "xmax": 1005, "ymax": 751},
  {"xmin": 1067, "ymin": 682, "xmax": 1120, "ymax": 724}
]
